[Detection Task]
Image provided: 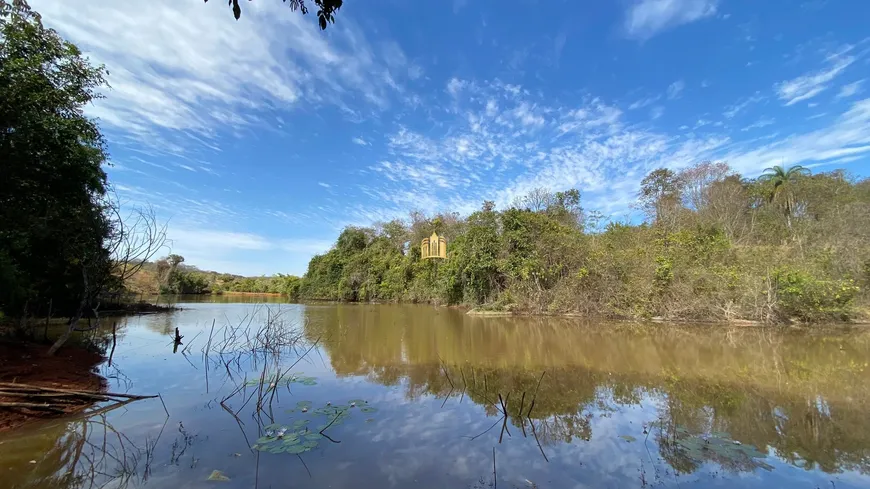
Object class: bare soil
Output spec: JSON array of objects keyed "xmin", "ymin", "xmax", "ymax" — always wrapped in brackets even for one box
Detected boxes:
[{"xmin": 0, "ymin": 340, "xmax": 105, "ymax": 432}]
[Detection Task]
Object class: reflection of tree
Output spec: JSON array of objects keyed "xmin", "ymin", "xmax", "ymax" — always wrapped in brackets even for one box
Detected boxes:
[
  {"xmin": 305, "ymin": 304, "xmax": 870, "ymax": 475},
  {"xmin": 2, "ymin": 412, "xmax": 159, "ymax": 489},
  {"xmin": 536, "ymin": 413, "xmax": 592, "ymax": 444}
]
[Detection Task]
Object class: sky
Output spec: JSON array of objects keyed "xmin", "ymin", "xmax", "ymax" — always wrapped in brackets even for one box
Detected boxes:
[{"xmin": 29, "ymin": 0, "xmax": 870, "ymax": 276}]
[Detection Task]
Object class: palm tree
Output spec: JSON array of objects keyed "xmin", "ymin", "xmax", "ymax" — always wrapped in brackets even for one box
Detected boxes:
[{"xmin": 758, "ymin": 164, "xmax": 810, "ymax": 228}]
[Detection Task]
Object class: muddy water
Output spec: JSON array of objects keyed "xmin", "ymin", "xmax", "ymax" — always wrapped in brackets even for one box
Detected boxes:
[{"xmin": 2, "ymin": 301, "xmax": 869, "ymax": 489}]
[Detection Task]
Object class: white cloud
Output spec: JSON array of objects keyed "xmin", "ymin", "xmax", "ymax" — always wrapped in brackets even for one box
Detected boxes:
[
  {"xmin": 318, "ymin": 182, "xmax": 332, "ymax": 188},
  {"xmin": 667, "ymin": 80, "xmax": 685, "ymax": 100},
  {"xmin": 837, "ymin": 80, "xmax": 864, "ymax": 99},
  {"xmin": 724, "ymin": 98, "xmax": 870, "ymax": 174},
  {"xmin": 446, "ymin": 77, "xmax": 466, "ymax": 96},
  {"xmin": 741, "ymin": 118, "xmax": 775, "ymax": 131},
  {"xmin": 352, "ymin": 137, "xmax": 370, "ymax": 146},
  {"xmin": 723, "ymin": 92, "xmax": 764, "ymax": 119},
  {"xmin": 29, "ymin": 0, "xmax": 415, "ymax": 151},
  {"xmin": 513, "ymin": 102, "xmax": 546, "ymax": 128},
  {"xmin": 363, "ymin": 77, "xmax": 870, "ymax": 223},
  {"xmin": 650, "ymin": 106, "xmax": 665, "ymax": 120},
  {"xmin": 165, "ymin": 227, "xmax": 331, "ymax": 275},
  {"xmin": 775, "ymin": 50, "xmax": 856, "ymax": 105},
  {"xmin": 624, "ymin": 0, "xmax": 718, "ymax": 40},
  {"xmin": 628, "ymin": 95, "xmax": 661, "ymax": 110},
  {"xmin": 169, "ymin": 228, "xmax": 272, "ymax": 252}
]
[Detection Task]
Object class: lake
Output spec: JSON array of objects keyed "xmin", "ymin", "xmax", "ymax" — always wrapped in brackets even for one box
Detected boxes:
[{"xmin": 2, "ymin": 300, "xmax": 869, "ymax": 489}]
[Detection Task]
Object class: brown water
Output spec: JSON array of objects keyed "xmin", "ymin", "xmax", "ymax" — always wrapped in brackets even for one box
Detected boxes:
[{"xmin": 2, "ymin": 300, "xmax": 869, "ymax": 489}]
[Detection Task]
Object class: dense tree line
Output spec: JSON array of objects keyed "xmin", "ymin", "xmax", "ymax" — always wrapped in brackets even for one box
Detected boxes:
[
  {"xmin": 125, "ymin": 257, "xmax": 302, "ymax": 297},
  {"xmin": 1, "ymin": 5, "xmax": 115, "ymax": 325},
  {"xmin": 298, "ymin": 163, "xmax": 870, "ymax": 323},
  {"xmin": 1, "ymin": 4, "xmax": 168, "ymax": 354}
]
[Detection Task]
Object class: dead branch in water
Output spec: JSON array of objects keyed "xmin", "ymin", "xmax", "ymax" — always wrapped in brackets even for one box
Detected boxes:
[{"xmin": 0, "ymin": 383, "xmax": 159, "ymax": 417}]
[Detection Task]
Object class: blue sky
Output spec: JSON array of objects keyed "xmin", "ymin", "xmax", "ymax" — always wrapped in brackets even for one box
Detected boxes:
[{"xmin": 31, "ymin": 0, "xmax": 870, "ymax": 276}]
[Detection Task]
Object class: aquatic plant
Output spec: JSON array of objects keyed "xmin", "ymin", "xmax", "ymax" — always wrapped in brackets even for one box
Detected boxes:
[{"xmin": 253, "ymin": 400, "xmax": 376, "ymax": 454}]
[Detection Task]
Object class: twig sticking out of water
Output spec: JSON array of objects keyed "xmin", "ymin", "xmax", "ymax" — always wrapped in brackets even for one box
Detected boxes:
[
  {"xmin": 492, "ymin": 447, "xmax": 497, "ymax": 489},
  {"xmin": 527, "ymin": 370, "xmax": 546, "ymax": 418},
  {"xmin": 158, "ymin": 393, "xmax": 170, "ymax": 418}
]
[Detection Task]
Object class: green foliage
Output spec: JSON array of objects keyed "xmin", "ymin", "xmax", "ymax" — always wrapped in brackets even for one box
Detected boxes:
[
  {"xmin": 293, "ymin": 166, "xmax": 869, "ymax": 324},
  {"xmin": 125, "ymin": 255, "xmax": 304, "ymax": 297},
  {"xmin": 774, "ymin": 268, "xmax": 859, "ymax": 322},
  {"xmin": 208, "ymin": 0, "xmax": 344, "ymax": 29},
  {"xmin": 1, "ymin": 4, "xmax": 113, "ymax": 317},
  {"xmin": 253, "ymin": 398, "xmax": 375, "ymax": 455}
]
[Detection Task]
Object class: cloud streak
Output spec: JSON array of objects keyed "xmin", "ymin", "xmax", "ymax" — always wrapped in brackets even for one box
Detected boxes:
[
  {"xmin": 624, "ymin": 0, "xmax": 718, "ymax": 40},
  {"xmin": 775, "ymin": 48, "xmax": 856, "ymax": 105},
  {"xmin": 30, "ymin": 0, "xmax": 416, "ymax": 151}
]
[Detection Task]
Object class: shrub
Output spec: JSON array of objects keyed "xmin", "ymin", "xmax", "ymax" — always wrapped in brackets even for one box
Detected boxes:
[{"xmin": 774, "ymin": 268, "xmax": 860, "ymax": 322}]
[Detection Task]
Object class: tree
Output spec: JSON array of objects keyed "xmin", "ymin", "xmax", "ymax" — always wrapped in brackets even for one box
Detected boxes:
[
  {"xmin": 638, "ymin": 168, "xmax": 684, "ymax": 226},
  {"xmin": 678, "ymin": 161, "xmax": 732, "ymax": 212},
  {"xmin": 758, "ymin": 164, "xmax": 810, "ymax": 228},
  {"xmin": 522, "ymin": 187, "xmax": 554, "ymax": 212},
  {"xmin": 206, "ymin": 0, "xmax": 344, "ymax": 28},
  {"xmin": 1, "ymin": 2, "xmax": 111, "ymax": 327},
  {"xmin": 548, "ymin": 189, "xmax": 584, "ymax": 228}
]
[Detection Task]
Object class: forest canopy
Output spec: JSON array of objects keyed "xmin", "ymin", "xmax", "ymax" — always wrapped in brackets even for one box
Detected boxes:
[{"xmin": 292, "ymin": 163, "xmax": 870, "ymax": 323}]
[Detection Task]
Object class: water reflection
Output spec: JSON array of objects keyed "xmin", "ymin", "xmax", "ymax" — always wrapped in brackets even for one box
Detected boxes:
[
  {"xmin": 305, "ymin": 304, "xmax": 870, "ymax": 476},
  {"xmin": 1, "ymin": 303, "xmax": 869, "ymax": 489}
]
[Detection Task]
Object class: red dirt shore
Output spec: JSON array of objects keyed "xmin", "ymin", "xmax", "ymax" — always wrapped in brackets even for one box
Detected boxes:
[{"xmin": 0, "ymin": 341, "xmax": 106, "ymax": 432}]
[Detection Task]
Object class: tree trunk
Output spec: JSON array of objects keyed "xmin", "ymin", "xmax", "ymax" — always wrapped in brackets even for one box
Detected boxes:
[{"xmin": 47, "ymin": 267, "xmax": 88, "ymax": 356}]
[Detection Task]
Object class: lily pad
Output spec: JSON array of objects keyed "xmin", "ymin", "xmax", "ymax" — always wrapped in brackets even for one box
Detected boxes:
[
  {"xmin": 207, "ymin": 470, "xmax": 230, "ymax": 481},
  {"xmin": 285, "ymin": 444, "xmax": 311, "ymax": 455},
  {"xmin": 360, "ymin": 406, "xmax": 378, "ymax": 413},
  {"xmin": 619, "ymin": 435, "xmax": 637, "ymax": 442},
  {"xmin": 296, "ymin": 400, "xmax": 313, "ymax": 410},
  {"xmin": 292, "ymin": 419, "xmax": 309, "ymax": 429}
]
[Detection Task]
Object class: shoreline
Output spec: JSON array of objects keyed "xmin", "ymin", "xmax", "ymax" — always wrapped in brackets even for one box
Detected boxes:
[
  {"xmin": 297, "ymin": 300, "xmax": 869, "ymax": 326},
  {"xmin": 0, "ymin": 340, "xmax": 106, "ymax": 433}
]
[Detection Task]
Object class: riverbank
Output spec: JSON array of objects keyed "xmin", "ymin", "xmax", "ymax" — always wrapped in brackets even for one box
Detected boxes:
[
  {"xmin": 217, "ymin": 291, "xmax": 284, "ymax": 296},
  {"xmin": 0, "ymin": 340, "xmax": 106, "ymax": 432}
]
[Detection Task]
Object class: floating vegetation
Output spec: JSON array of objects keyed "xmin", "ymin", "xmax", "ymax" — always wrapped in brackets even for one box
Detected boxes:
[
  {"xmin": 669, "ymin": 427, "xmax": 773, "ymax": 471},
  {"xmin": 618, "ymin": 435, "xmax": 637, "ymax": 442},
  {"xmin": 253, "ymin": 400, "xmax": 376, "ymax": 455}
]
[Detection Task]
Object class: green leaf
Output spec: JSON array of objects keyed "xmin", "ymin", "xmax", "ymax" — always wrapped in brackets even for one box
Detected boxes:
[
  {"xmin": 292, "ymin": 419, "xmax": 309, "ymax": 429},
  {"xmin": 360, "ymin": 406, "xmax": 378, "ymax": 413},
  {"xmin": 284, "ymin": 444, "xmax": 310, "ymax": 455}
]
